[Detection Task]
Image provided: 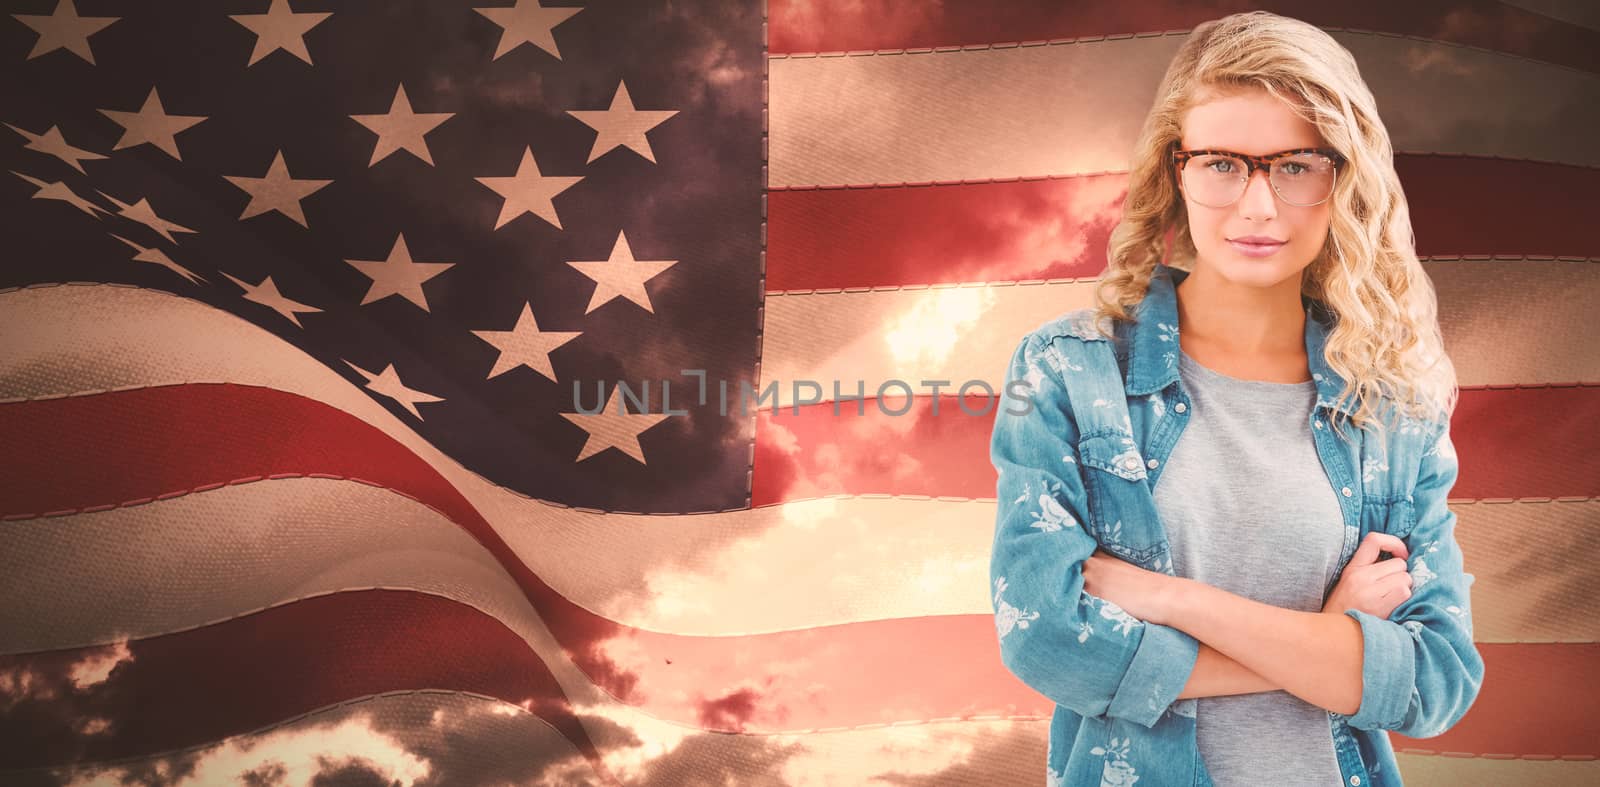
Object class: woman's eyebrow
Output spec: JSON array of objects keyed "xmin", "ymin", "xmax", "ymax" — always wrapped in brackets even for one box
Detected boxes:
[{"xmin": 1183, "ymin": 147, "xmax": 1318, "ymax": 156}]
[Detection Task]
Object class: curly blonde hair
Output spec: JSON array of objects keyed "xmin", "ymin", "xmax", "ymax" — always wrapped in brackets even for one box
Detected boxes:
[{"xmin": 1090, "ymin": 10, "xmax": 1457, "ymax": 444}]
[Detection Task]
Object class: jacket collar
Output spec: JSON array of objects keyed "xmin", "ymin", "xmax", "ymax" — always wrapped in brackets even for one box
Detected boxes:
[{"xmin": 1123, "ymin": 264, "xmax": 1357, "ymax": 418}]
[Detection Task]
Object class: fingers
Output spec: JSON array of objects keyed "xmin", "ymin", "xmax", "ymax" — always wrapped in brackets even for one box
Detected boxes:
[
  {"xmin": 1377, "ymin": 574, "xmax": 1415, "ymax": 611},
  {"xmin": 1368, "ymin": 555, "xmax": 1414, "ymax": 579},
  {"xmin": 1385, "ymin": 568, "xmax": 1415, "ymax": 590},
  {"xmin": 1350, "ymin": 532, "xmax": 1410, "ymax": 566}
]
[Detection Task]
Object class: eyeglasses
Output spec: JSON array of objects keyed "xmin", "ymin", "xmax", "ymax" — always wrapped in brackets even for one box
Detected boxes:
[{"xmin": 1172, "ymin": 145, "xmax": 1346, "ymax": 208}]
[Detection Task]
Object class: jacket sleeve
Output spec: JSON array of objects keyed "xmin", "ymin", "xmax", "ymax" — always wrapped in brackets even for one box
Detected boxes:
[
  {"xmin": 989, "ymin": 331, "xmax": 1198, "ymax": 729},
  {"xmin": 1342, "ymin": 417, "xmax": 1485, "ymax": 736}
]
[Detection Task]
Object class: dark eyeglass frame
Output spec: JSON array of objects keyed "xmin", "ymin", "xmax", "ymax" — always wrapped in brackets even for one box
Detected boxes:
[{"xmin": 1171, "ymin": 145, "xmax": 1348, "ymax": 207}]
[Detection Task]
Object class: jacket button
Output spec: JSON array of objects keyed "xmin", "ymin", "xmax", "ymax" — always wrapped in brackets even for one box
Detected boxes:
[
  {"xmin": 1350, "ymin": 777, "xmax": 1361, "ymax": 786},
  {"xmin": 1122, "ymin": 458, "xmax": 1139, "ymax": 470},
  {"xmin": 1147, "ymin": 458, "xmax": 1159, "ymax": 469},
  {"xmin": 1174, "ymin": 402, "xmax": 1187, "ymax": 413},
  {"xmin": 1341, "ymin": 487, "xmax": 1352, "ymax": 497}
]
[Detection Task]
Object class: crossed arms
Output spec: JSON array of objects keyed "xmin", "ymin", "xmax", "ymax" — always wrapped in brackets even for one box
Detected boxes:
[{"xmin": 990, "ymin": 333, "xmax": 1483, "ymax": 734}]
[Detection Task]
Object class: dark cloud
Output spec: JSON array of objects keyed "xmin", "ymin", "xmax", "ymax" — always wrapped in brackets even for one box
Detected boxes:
[
  {"xmin": 694, "ymin": 686, "xmax": 762, "ymax": 731},
  {"xmin": 628, "ymin": 727, "xmax": 801, "ymax": 787},
  {"xmin": 310, "ymin": 757, "xmax": 394, "ymax": 787},
  {"xmin": 240, "ymin": 760, "xmax": 289, "ymax": 786}
]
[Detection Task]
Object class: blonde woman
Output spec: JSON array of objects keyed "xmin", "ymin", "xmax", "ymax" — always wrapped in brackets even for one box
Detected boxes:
[{"xmin": 989, "ymin": 11, "xmax": 1481, "ymax": 786}]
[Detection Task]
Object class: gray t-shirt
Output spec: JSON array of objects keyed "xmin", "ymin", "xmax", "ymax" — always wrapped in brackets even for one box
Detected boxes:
[{"xmin": 1152, "ymin": 348, "xmax": 1347, "ymax": 786}]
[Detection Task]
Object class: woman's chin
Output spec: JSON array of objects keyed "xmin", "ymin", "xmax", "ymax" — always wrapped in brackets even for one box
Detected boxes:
[{"xmin": 1211, "ymin": 253, "xmax": 1305, "ymax": 289}]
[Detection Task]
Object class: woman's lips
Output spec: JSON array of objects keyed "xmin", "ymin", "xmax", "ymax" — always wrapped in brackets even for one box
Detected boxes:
[{"xmin": 1228, "ymin": 239, "xmax": 1285, "ymax": 258}]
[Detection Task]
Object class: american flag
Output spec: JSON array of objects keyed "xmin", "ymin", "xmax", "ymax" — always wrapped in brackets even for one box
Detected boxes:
[{"xmin": 1, "ymin": 0, "xmax": 1596, "ymax": 784}]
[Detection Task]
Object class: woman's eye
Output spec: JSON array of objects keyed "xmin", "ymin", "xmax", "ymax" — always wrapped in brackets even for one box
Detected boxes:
[
  {"xmin": 1206, "ymin": 160, "xmax": 1235, "ymax": 174},
  {"xmin": 1280, "ymin": 162, "xmax": 1307, "ymax": 175}
]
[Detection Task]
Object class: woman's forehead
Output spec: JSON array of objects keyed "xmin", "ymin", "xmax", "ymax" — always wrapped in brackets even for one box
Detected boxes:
[{"xmin": 1180, "ymin": 91, "xmax": 1324, "ymax": 153}]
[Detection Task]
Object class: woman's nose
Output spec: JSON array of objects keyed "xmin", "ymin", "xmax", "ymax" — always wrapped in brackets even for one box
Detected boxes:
[{"xmin": 1237, "ymin": 167, "xmax": 1278, "ymax": 218}]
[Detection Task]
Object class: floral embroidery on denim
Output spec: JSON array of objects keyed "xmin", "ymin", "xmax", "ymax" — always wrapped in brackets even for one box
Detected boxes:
[
  {"xmin": 1090, "ymin": 737, "xmax": 1141, "ymax": 786},
  {"xmin": 1411, "ymin": 556, "xmax": 1438, "ymax": 589},
  {"xmin": 1362, "ymin": 457, "xmax": 1390, "ymax": 484},
  {"xmin": 1031, "ymin": 492, "xmax": 1079, "ymax": 533},
  {"xmin": 1424, "ymin": 426, "xmax": 1456, "ymax": 460},
  {"xmin": 993, "ymin": 577, "xmax": 1040, "ymax": 640},
  {"xmin": 1104, "ymin": 519, "xmax": 1125, "ymax": 544},
  {"xmin": 1060, "ymin": 309, "xmax": 1112, "ymax": 342},
  {"xmin": 1023, "ymin": 355, "xmax": 1048, "ymax": 394},
  {"xmin": 1156, "ymin": 321, "xmax": 1178, "ymax": 370},
  {"xmin": 1094, "ymin": 597, "xmax": 1140, "ymax": 636},
  {"xmin": 1395, "ymin": 415, "xmax": 1427, "ymax": 437},
  {"xmin": 1147, "ymin": 393, "xmax": 1165, "ymax": 418}
]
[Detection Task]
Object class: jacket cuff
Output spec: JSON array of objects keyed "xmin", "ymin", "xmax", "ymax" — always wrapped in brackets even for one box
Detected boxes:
[
  {"xmin": 1343, "ymin": 608, "xmax": 1417, "ymax": 730},
  {"xmin": 1106, "ymin": 622, "xmax": 1199, "ymax": 728}
]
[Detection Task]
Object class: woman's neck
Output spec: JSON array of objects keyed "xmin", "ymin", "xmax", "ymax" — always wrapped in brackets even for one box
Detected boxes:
[
  {"xmin": 1173, "ymin": 263, "xmax": 1312, "ymax": 383},
  {"xmin": 1174, "ymin": 263, "xmax": 1307, "ymax": 355}
]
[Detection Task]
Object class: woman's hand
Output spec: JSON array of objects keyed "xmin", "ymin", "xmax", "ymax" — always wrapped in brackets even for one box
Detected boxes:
[
  {"xmin": 1082, "ymin": 548, "xmax": 1180, "ymax": 626},
  {"xmin": 1323, "ymin": 532, "xmax": 1412, "ymax": 619}
]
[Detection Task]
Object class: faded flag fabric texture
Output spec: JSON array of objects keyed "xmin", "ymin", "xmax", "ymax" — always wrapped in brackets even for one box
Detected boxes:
[{"xmin": 1, "ymin": 1, "xmax": 1597, "ymax": 785}]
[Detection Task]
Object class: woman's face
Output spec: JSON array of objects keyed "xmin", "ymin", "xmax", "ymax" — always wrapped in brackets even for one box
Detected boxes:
[{"xmin": 1176, "ymin": 87, "xmax": 1335, "ymax": 290}]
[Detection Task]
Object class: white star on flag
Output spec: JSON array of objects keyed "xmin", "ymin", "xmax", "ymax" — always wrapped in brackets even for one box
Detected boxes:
[
  {"xmin": 220, "ymin": 272, "xmax": 322, "ymax": 328},
  {"xmin": 109, "ymin": 234, "xmax": 205, "ymax": 285},
  {"xmin": 470, "ymin": 302, "xmax": 581, "ymax": 382},
  {"xmin": 342, "ymin": 361, "xmax": 445, "ymax": 420},
  {"xmin": 229, "ymin": 0, "xmax": 332, "ymax": 66},
  {"xmin": 6, "ymin": 124, "xmax": 106, "ymax": 174},
  {"xmin": 350, "ymin": 85, "xmax": 455, "ymax": 167},
  {"xmin": 224, "ymin": 150, "xmax": 333, "ymax": 228},
  {"xmin": 12, "ymin": 0, "xmax": 117, "ymax": 64},
  {"xmin": 11, "ymin": 171, "xmax": 105, "ymax": 217},
  {"xmin": 345, "ymin": 234, "xmax": 456, "ymax": 311},
  {"xmin": 475, "ymin": 147, "xmax": 582, "ymax": 231},
  {"xmin": 567, "ymin": 80, "xmax": 679, "ymax": 164},
  {"xmin": 561, "ymin": 384, "xmax": 670, "ymax": 464},
  {"xmin": 567, "ymin": 230, "xmax": 678, "ymax": 314},
  {"xmin": 96, "ymin": 190, "xmax": 196, "ymax": 244},
  {"xmin": 474, "ymin": 0, "xmax": 581, "ymax": 61},
  {"xmin": 97, "ymin": 88, "xmax": 207, "ymax": 161}
]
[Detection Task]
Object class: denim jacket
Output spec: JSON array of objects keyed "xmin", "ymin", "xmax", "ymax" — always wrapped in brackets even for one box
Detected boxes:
[{"xmin": 989, "ymin": 264, "xmax": 1483, "ymax": 786}]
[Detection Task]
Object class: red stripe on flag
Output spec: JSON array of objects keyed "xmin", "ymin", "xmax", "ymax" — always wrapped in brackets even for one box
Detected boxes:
[
  {"xmin": 750, "ymin": 387, "xmax": 1600, "ymax": 506},
  {"xmin": 767, "ymin": 176, "xmax": 1114, "ymax": 292},
  {"xmin": 766, "ymin": 157, "xmax": 1600, "ymax": 293},
  {"xmin": 767, "ymin": 0, "xmax": 1600, "ymax": 74},
  {"xmin": 752, "ymin": 394, "xmax": 1000, "ymax": 505},
  {"xmin": 0, "ymin": 590, "xmax": 595, "ymax": 772},
  {"xmin": 0, "ymin": 383, "xmax": 461, "ymax": 520},
  {"xmin": 1394, "ymin": 643, "xmax": 1600, "ymax": 757}
]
